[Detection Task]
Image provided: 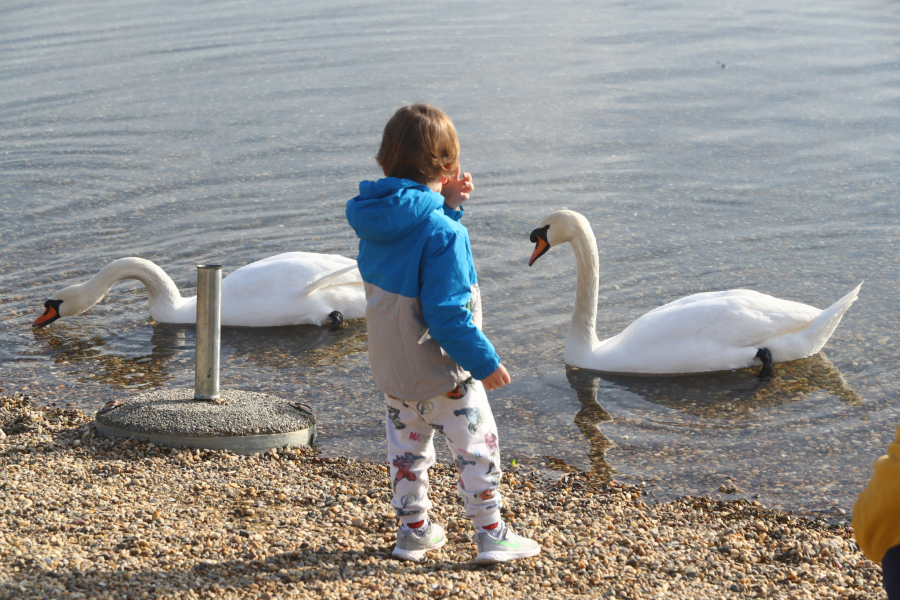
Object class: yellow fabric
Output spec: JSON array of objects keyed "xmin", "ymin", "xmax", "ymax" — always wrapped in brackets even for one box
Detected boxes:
[{"xmin": 853, "ymin": 424, "xmax": 900, "ymax": 563}]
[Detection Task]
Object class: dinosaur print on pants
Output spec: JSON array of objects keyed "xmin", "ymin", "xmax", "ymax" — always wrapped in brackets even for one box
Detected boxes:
[
  {"xmin": 393, "ymin": 451, "xmax": 424, "ymax": 489},
  {"xmin": 388, "ymin": 406, "xmax": 405, "ymax": 430},
  {"xmin": 453, "ymin": 407, "xmax": 484, "ymax": 434},
  {"xmin": 484, "ymin": 432, "xmax": 498, "ymax": 455}
]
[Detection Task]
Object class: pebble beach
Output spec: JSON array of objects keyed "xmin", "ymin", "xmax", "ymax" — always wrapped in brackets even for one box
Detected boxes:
[{"xmin": 0, "ymin": 392, "xmax": 886, "ymax": 600}]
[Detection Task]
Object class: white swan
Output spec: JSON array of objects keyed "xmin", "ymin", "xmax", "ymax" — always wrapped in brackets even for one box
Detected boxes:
[
  {"xmin": 529, "ymin": 210, "xmax": 862, "ymax": 376},
  {"xmin": 32, "ymin": 252, "xmax": 366, "ymax": 330}
]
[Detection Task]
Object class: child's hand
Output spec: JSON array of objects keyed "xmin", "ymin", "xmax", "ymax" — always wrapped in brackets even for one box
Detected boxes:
[
  {"xmin": 481, "ymin": 364, "xmax": 511, "ymax": 392},
  {"xmin": 441, "ymin": 166, "xmax": 474, "ymax": 210}
]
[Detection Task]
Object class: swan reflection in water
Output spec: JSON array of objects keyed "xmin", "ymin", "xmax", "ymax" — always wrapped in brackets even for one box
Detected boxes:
[
  {"xmin": 31, "ymin": 321, "xmax": 181, "ymax": 390},
  {"xmin": 562, "ymin": 365, "xmax": 618, "ymax": 479},
  {"xmin": 561, "ymin": 351, "xmax": 862, "ymax": 479},
  {"xmin": 31, "ymin": 319, "xmax": 367, "ymax": 392}
]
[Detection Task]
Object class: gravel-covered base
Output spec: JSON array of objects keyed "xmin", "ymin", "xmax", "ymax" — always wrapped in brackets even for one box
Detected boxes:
[
  {"xmin": 95, "ymin": 388, "xmax": 315, "ymax": 437},
  {"xmin": 0, "ymin": 393, "xmax": 886, "ymax": 600}
]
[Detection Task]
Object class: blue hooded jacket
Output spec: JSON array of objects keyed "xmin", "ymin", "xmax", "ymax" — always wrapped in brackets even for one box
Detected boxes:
[{"xmin": 346, "ymin": 177, "xmax": 500, "ymax": 400}]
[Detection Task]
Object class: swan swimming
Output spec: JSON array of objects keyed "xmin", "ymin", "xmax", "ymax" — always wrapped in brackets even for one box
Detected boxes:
[
  {"xmin": 32, "ymin": 252, "xmax": 366, "ymax": 330},
  {"xmin": 528, "ymin": 210, "xmax": 861, "ymax": 377}
]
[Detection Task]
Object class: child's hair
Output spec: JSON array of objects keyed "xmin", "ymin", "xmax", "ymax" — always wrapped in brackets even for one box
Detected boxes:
[{"xmin": 376, "ymin": 103, "xmax": 460, "ymax": 185}]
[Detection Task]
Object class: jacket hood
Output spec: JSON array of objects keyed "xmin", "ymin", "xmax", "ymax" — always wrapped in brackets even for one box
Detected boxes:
[{"xmin": 346, "ymin": 178, "xmax": 444, "ymax": 243}]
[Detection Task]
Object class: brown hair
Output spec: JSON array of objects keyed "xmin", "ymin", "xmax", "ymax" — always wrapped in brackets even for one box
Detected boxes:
[{"xmin": 376, "ymin": 103, "xmax": 460, "ymax": 185}]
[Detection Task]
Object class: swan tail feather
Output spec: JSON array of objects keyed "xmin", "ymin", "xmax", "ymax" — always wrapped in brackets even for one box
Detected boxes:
[
  {"xmin": 762, "ymin": 283, "xmax": 861, "ymax": 362},
  {"xmin": 796, "ymin": 282, "xmax": 863, "ymax": 355},
  {"xmin": 821, "ymin": 282, "xmax": 863, "ymax": 318},
  {"xmin": 297, "ymin": 264, "xmax": 362, "ymax": 298}
]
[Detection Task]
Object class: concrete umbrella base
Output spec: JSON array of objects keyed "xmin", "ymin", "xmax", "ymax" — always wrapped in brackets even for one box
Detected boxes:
[{"xmin": 94, "ymin": 388, "xmax": 315, "ymax": 455}]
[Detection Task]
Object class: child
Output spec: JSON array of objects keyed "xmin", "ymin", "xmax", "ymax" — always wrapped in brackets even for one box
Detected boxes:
[{"xmin": 346, "ymin": 103, "xmax": 540, "ymax": 564}]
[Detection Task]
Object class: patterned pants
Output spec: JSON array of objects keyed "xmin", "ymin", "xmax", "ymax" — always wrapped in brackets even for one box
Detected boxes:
[{"xmin": 385, "ymin": 378, "xmax": 503, "ymax": 529}]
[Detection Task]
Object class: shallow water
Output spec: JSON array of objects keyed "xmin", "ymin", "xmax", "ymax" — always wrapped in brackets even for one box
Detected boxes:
[{"xmin": 2, "ymin": 0, "xmax": 899, "ymax": 519}]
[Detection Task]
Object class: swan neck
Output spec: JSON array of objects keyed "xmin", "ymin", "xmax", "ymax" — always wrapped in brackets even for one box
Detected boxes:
[
  {"xmin": 569, "ymin": 221, "xmax": 600, "ymax": 350},
  {"xmin": 73, "ymin": 258, "xmax": 186, "ymax": 321}
]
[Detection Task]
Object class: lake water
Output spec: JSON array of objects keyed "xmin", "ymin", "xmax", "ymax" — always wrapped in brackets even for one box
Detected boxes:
[{"xmin": 2, "ymin": 0, "xmax": 899, "ymax": 520}]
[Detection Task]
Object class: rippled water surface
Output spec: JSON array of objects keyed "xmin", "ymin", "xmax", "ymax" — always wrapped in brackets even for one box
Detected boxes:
[{"xmin": 3, "ymin": 0, "xmax": 899, "ymax": 519}]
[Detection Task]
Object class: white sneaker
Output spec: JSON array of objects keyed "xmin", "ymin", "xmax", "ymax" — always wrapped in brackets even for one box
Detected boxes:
[
  {"xmin": 475, "ymin": 522, "xmax": 541, "ymax": 564},
  {"xmin": 392, "ymin": 522, "xmax": 447, "ymax": 561}
]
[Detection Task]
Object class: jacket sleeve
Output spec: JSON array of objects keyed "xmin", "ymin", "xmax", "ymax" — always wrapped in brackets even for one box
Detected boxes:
[
  {"xmin": 852, "ymin": 424, "xmax": 900, "ymax": 563},
  {"xmin": 442, "ymin": 204, "xmax": 464, "ymax": 220},
  {"xmin": 419, "ymin": 228, "xmax": 500, "ymax": 381}
]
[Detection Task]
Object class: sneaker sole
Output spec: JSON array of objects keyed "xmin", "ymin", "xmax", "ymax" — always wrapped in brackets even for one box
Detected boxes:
[
  {"xmin": 392, "ymin": 538, "xmax": 447, "ymax": 562},
  {"xmin": 475, "ymin": 546, "xmax": 541, "ymax": 564}
]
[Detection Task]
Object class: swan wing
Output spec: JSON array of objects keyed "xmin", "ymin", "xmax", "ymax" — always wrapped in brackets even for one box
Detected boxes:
[
  {"xmin": 221, "ymin": 252, "xmax": 358, "ymax": 298},
  {"xmin": 219, "ymin": 252, "xmax": 364, "ymax": 326},
  {"xmin": 298, "ymin": 264, "xmax": 362, "ymax": 297},
  {"xmin": 588, "ymin": 292, "xmax": 821, "ymax": 372},
  {"xmin": 616, "ymin": 292, "xmax": 821, "ymax": 351}
]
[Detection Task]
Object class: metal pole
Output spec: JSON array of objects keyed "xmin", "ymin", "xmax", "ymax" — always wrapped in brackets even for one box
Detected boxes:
[{"xmin": 195, "ymin": 265, "xmax": 222, "ymax": 401}]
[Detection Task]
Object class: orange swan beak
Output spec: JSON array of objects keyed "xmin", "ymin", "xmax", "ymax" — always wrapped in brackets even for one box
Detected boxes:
[
  {"xmin": 33, "ymin": 299, "xmax": 62, "ymax": 328},
  {"xmin": 528, "ymin": 225, "xmax": 551, "ymax": 266}
]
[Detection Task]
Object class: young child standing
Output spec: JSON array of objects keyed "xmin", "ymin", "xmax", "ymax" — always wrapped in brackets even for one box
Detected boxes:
[{"xmin": 346, "ymin": 104, "xmax": 540, "ymax": 564}]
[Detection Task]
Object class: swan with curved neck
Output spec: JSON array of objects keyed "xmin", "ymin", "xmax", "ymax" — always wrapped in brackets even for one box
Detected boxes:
[
  {"xmin": 529, "ymin": 210, "xmax": 861, "ymax": 376},
  {"xmin": 33, "ymin": 252, "xmax": 366, "ymax": 330}
]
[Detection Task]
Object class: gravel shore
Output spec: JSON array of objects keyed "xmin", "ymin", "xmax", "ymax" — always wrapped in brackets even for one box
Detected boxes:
[{"xmin": 0, "ymin": 392, "xmax": 885, "ymax": 600}]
